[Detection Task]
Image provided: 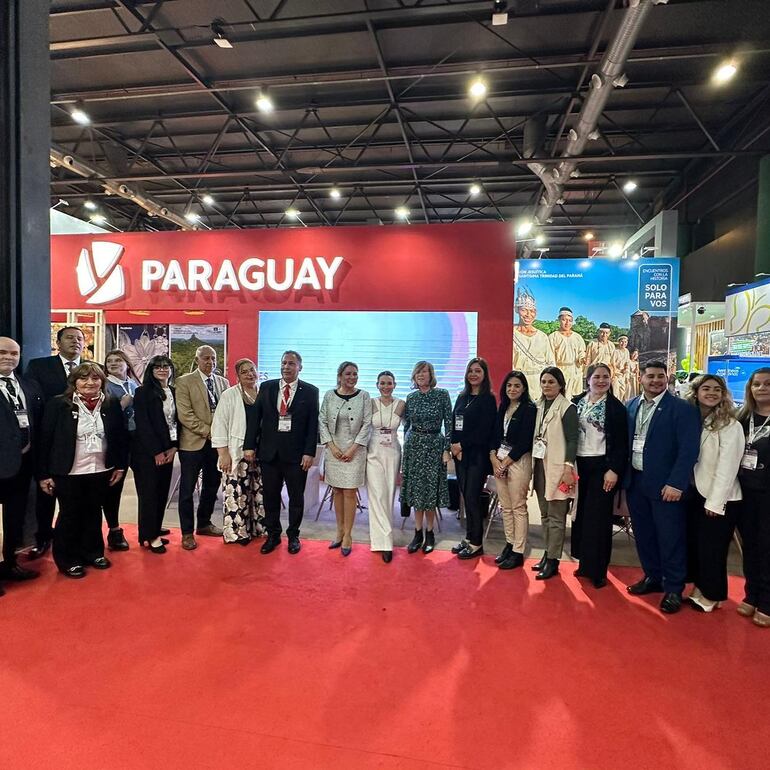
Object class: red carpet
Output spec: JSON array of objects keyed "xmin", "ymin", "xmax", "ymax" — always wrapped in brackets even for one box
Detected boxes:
[{"xmin": 1, "ymin": 529, "xmax": 767, "ymax": 769}]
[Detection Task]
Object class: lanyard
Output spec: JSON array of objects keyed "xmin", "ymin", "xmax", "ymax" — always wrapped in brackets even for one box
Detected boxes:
[
  {"xmin": 378, "ymin": 398, "xmax": 395, "ymax": 429},
  {"xmin": 503, "ymin": 402, "xmax": 519, "ymax": 433},
  {"xmin": 636, "ymin": 398, "xmax": 657, "ymax": 434},
  {"xmin": 536, "ymin": 399, "xmax": 559, "ymax": 440},
  {"xmin": 748, "ymin": 412, "xmax": 770, "ymax": 446}
]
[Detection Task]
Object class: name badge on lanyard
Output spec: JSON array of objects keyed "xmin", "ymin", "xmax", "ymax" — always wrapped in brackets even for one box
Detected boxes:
[
  {"xmin": 379, "ymin": 427, "xmax": 394, "ymax": 447},
  {"xmin": 497, "ymin": 441, "xmax": 512, "ymax": 460},
  {"xmin": 85, "ymin": 433, "xmax": 103, "ymax": 454},
  {"xmin": 168, "ymin": 424, "xmax": 178, "ymax": 442},
  {"xmin": 741, "ymin": 448, "xmax": 758, "ymax": 470},
  {"xmin": 633, "ymin": 435, "xmax": 645, "ymax": 453},
  {"xmin": 278, "ymin": 415, "xmax": 292, "ymax": 432},
  {"xmin": 532, "ymin": 438, "xmax": 546, "ymax": 459},
  {"xmin": 454, "ymin": 414, "xmax": 464, "ymax": 431},
  {"xmin": 15, "ymin": 409, "xmax": 29, "ymax": 428}
]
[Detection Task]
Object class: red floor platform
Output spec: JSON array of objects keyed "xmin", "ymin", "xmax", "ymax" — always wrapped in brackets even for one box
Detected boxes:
[{"xmin": 0, "ymin": 530, "xmax": 766, "ymax": 769}]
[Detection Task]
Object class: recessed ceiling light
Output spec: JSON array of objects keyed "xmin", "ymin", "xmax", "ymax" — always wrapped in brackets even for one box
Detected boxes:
[
  {"xmin": 329, "ymin": 187, "xmax": 341, "ymax": 200},
  {"xmin": 469, "ymin": 183, "xmax": 481, "ymax": 196},
  {"xmin": 84, "ymin": 200, "xmax": 97, "ymax": 211},
  {"xmin": 713, "ymin": 60, "xmax": 738, "ymax": 85},
  {"xmin": 256, "ymin": 92, "xmax": 274, "ymax": 113},
  {"xmin": 623, "ymin": 180, "xmax": 638, "ymax": 193},
  {"xmin": 583, "ymin": 231, "xmax": 594, "ymax": 241},
  {"xmin": 395, "ymin": 206, "xmax": 410, "ymax": 220},
  {"xmin": 70, "ymin": 107, "xmax": 91, "ymax": 125},
  {"xmin": 285, "ymin": 207, "xmax": 300, "ymax": 219},
  {"xmin": 202, "ymin": 194, "xmax": 214, "ymax": 206},
  {"xmin": 468, "ymin": 77, "xmax": 487, "ymax": 99}
]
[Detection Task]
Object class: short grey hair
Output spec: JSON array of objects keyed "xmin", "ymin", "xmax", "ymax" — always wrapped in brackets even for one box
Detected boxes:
[{"xmin": 195, "ymin": 345, "xmax": 216, "ymax": 358}]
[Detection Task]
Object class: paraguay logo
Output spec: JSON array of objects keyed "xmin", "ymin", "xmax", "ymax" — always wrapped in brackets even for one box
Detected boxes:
[{"xmin": 76, "ymin": 241, "xmax": 126, "ymax": 305}]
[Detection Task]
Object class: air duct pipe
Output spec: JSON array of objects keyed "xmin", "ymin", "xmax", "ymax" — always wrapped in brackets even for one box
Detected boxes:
[
  {"xmin": 50, "ymin": 145, "xmax": 192, "ymax": 230},
  {"xmin": 525, "ymin": 0, "xmax": 668, "ymax": 247}
]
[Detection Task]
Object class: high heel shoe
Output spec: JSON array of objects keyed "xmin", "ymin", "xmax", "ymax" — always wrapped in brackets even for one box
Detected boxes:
[
  {"xmin": 341, "ymin": 545, "xmax": 352, "ymax": 557},
  {"xmin": 140, "ymin": 540, "xmax": 167, "ymax": 554},
  {"xmin": 328, "ymin": 540, "xmax": 343, "ymax": 549}
]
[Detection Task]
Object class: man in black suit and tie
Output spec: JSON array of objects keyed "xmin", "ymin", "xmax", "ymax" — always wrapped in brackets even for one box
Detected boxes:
[
  {"xmin": 24, "ymin": 325, "xmax": 85, "ymax": 557},
  {"xmin": 0, "ymin": 337, "xmax": 45, "ymax": 594},
  {"xmin": 244, "ymin": 350, "xmax": 319, "ymax": 555}
]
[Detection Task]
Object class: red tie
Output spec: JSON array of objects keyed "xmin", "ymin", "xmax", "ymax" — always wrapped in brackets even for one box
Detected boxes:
[{"xmin": 280, "ymin": 384, "xmax": 291, "ymax": 416}]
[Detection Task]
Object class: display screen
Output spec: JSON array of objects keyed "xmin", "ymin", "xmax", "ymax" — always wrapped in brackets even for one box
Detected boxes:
[
  {"xmin": 257, "ymin": 311, "xmax": 478, "ymax": 399},
  {"xmin": 707, "ymin": 355, "xmax": 769, "ymax": 404}
]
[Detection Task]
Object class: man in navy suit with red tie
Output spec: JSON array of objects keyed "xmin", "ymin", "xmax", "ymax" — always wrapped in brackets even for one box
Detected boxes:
[
  {"xmin": 0, "ymin": 337, "xmax": 44, "ymax": 595},
  {"xmin": 244, "ymin": 351, "xmax": 319, "ymax": 555}
]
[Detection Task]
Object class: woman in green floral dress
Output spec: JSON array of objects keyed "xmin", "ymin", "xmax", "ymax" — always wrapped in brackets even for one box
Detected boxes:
[{"xmin": 401, "ymin": 361, "xmax": 453, "ymax": 554}]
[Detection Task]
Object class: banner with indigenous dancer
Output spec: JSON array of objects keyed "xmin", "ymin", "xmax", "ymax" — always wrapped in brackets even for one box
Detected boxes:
[{"xmin": 513, "ymin": 258, "xmax": 679, "ymax": 399}]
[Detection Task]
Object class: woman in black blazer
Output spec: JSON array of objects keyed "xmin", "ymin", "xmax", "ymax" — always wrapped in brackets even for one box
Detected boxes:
[
  {"xmin": 37, "ymin": 363, "xmax": 129, "ymax": 579},
  {"xmin": 488, "ymin": 370, "xmax": 537, "ymax": 569},
  {"xmin": 132, "ymin": 355, "xmax": 178, "ymax": 554},
  {"xmin": 571, "ymin": 363, "xmax": 629, "ymax": 588},
  {"xmin": 449, "ymin": 358, "xmax": 498, "ymax": 560}
]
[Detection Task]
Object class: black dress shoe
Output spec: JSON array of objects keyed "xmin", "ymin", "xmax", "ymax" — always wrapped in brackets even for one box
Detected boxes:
[
  {"xmin": 574, "ymin": 567, "xmax": 588, "ymax": 578},
  {"xmin": 260, "ymin": 536, "xmax": 281, "ymax": 554},
  {"xmin": 593, "ymin": 578, "xmax": 608, "ymax": 589},
  {"xmin": 627, "ymin": 577, "xmax": 664, "ymax": 595},
  {"xmin": 451, "ymin": 540, "xmax": 469, "ymax": 554},
  {"xmin": 287, "ymin": 537, "xmax": 301, "ymax": 554},
  {"xmin": 535, "ymin": 558, "xmax": 560, "ymax": 580},
  {"xmin": 457, "ymin": 545, "xmax": 484, "ymax": 560},
  {"xmin": 495, "ymin": 543, "xmax": 513, "ymax": 564},
  {"xmin": 159, "ymin": 528, "xmax": 171, "ymax": 536},
  {"xmin": 498, "ymin": 551, "xmax": 524, "ymax": 570},
  {"xmin": 531, "ymin": 553, "xmax": 548, "ymax": 572},
  {"xmin": 91, "ymin": 557, "xmax": 112, "ymax": 570},
  {"xmin": 660, "ymin": 592, "xmax": 682, "ymax": 614},
  {"xmin": 61, "ymin": 566, "xmax": 86, "ymax": 579},
  {"xmin": 407, "ymin": 529, "xmax": 424, "ymax": 554},
  {"xmin": 28, "ymin": 540, "xmax": 51, "ymax": 560},
  {"xmin": 107, "ymin": 528, "xmax": 130, "ymax": 551},
  {"xmin": 0, "ymin": 564, "xmax": 40, "ymax": 581},
  {"xmin": 382, "ymin": 551, "xmax": 393, "ymax": 563}
]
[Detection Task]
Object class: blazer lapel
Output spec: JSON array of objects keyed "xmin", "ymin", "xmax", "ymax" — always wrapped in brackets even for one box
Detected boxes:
[{"xmin": 646, "ymin": 393, "xmax": 668, "ymax": 440}]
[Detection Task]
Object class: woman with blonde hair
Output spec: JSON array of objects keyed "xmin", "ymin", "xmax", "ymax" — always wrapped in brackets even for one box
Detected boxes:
[
  {"xmin": 401, "ymin": 361, "xmax": 452, "ymax": 555},
  {"xmin": 319, "ymin": 362, "xmax": 372, "ymax": 556},
  {"xmin": 212, "ymin": 358, "xmax": 265, "ymax": 545},
  {"xmin": 736, "ymin": 367, "xmax": 770, "ymax": 627},
  {"xmin": 684, "ymin": 374, "xmax": 744, "ymax": 612}
]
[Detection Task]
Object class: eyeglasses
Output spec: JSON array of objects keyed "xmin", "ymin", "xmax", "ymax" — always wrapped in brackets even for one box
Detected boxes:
[{"xmin": 153, "ymin": 364, "xmax": 171, "ymax": 370}]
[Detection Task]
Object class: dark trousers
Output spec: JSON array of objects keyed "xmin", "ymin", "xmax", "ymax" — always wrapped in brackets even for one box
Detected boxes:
[
  {"xmin": 737, "ymin": 488, "xmax": 770, "ymax": 615},
  {"xmin": 572, "ymin": 456, "xmax": 615, "ymax": 581},
  {"xmin": 0, "ymin": 452, "xmax": 34, "ymax": 567},
  {"xmin": 456, "ymin": 451, "xmax": 488, "ymax": 546},
  {"xmin": 627, "ymin": 471, "xmax": 687, "ymax": 594},
  {"xmin": 686, "ymin": 489, "xmax": 739, "ymax": 602},
  {"xmin": 34, "ymin": 483, "xmax": 57, "ymax": 544},
  {"xmin": 132, "ymin": 451, "xmax": 173, "ymax": 543},
  {"xmin": 52, "ymin": 471, "xmax": 110, "ymax": 571},
  {"xmin": 260, "ymin": 458, "xmax": 307, "ymax": 539},
  {"xmin": 102, "ymin": 472, "xmax": 126, "ymax": 529},
  {"xmin": 178, "ymin": 442, "xmax": 219, "ymax": 535}
]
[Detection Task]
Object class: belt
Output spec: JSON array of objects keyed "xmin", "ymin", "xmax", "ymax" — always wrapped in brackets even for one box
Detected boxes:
[{"xmin": 411, "ymin": 427, "xmax": 439, "ymax": 435}]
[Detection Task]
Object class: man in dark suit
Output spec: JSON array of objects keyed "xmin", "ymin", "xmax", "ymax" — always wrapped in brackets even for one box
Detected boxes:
[
  {"xmin": 0, "ymin": 337, "xmax": 44, "ymax": 594},
  {"xmin": 24, "ymin": 325, "xmax": 85, "ymax": 557},
  {"xmin": 244, "ymin": 350, "xmax": 319, "ymax": 555},
  {"xmin": 624, "ymin": 360, "xmax": 701, "ymax": 614}
]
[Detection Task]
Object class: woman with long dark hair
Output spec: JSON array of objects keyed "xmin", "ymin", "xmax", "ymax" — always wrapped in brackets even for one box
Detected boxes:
[
  {"xmin": 531, "ymin": 366, "xmax": 578, "ymax": 580},
  {"xmin": 132, "ymin": 355, "xmax": 178, "ymax": 553},
  {"xmin": 37, "ymin": 363, "xmax": 129, "ymax": 578},
  {"xmin": 571, "ymin": 364, "xmax": 628, "ymax": 588},
  {"xmin": 736, "ymin": 367, "xmax": 770, "ymax": 628},
  {"xmin": 489, "ymin": 370, "xmax": 537, "ymax": 569}
]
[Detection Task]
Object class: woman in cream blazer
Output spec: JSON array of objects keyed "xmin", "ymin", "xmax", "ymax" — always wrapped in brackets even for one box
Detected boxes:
[
  {"xmin": 211, "ymin": 359, "xmax": 264, "ymax": 544},
  {"xmin": 685, "ymin": 374, "xmax": 744, "ymax": 612}
]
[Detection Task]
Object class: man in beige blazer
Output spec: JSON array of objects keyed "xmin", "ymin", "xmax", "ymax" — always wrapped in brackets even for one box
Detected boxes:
[{"xmin": 175, "ymin": 345, "xmax": 229, "ymax": 549}]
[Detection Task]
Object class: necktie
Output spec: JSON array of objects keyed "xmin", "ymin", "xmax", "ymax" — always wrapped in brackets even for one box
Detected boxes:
[
  {"xmin": 206, "ymin": 377, "xmax": 218, "ymax": 410},
  {"xmin": 280, "ymin": 384, "xmax": 291, "ymax": 416},
  {"xmin": 65, "ymin": 360, "xmax": 75, "ymax": 373}
]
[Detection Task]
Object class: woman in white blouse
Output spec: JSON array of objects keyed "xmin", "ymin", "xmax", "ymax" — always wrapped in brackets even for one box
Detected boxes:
[
  {"xmin": 212, "ymin": 359, "xmax": 264, "ymax": 545},
  {"xmin": 684, "ymin": 374, "xmax": 744, "ymax": 612}
]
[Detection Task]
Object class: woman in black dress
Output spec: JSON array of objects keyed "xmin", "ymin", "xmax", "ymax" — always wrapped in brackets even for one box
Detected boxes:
[
  {"xmin": 570, "ymin": 363, "xmax": 628, "ymax": 588},
  {"xmin": 132, "ymin": 355, "xmax": 178, "ymax": 554}
]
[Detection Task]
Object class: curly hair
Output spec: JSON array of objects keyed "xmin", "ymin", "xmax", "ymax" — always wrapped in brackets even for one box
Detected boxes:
[{"xmin": 686, "ymin": 373, "xmax": 736, "ymax": 431}]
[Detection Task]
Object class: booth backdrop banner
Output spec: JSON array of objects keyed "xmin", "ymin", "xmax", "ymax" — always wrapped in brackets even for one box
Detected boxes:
[
  {"xmin": 51, "ymin": 223, "xmax": 515, "ymax": 384},
  {"xmin": 169, "ymin": 324, "xmax": 226, "ymax": 376},
  {"xmin": 513, "ymin": 257, "xmax": 679, "ymax": 398},
  {"xmin": 116, "ymin": 324, "xmax": 169, "ymax": 379}
]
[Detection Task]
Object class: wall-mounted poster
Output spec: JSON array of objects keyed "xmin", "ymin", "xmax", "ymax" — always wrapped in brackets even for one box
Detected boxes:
[
  {"xmin": 169, "ymin": 324, "xmax": 227, "ymax": 377},
  {"xmin": 116, "ymin": 324, "xmax": 170, "ymax": 379},
  {"xmin": 513, "ymin": 258, "xmax": 679, "ymax": 399}
]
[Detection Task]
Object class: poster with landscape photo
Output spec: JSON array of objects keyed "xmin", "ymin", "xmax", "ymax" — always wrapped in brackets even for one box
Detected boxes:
[{"xmin": 169, "ymin": 324, "xmax": 227, "ymax": 377}]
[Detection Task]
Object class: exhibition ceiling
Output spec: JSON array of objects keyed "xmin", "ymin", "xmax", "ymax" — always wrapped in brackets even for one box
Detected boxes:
[{"xmin": 49, "ymin": 0, "xmax": 770, "ymax": 256}]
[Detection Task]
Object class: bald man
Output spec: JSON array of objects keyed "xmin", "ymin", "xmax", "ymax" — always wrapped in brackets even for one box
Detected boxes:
[
  {"xmin": 174, "ymin": 345, "xmax": 229, "ymax": 549},
  {"xmin": 0, "ymin": 337, "xmax": 44, "ymax": 593}
]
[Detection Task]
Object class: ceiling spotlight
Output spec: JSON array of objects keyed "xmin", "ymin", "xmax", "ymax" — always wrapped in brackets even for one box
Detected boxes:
[
  {"xmin": 395, "ymin": 206, "xmax": 410, "ymax": 220},
  {"xmin": 202, "ymin": 194, "xmax": 215, "ymax": 206},
  {"xmin": 469, "ymin": 183, "xmax": 481, "ymax": 197},
  {"xmin": 712, "ymin": 59, "xmax": 738, "ymax": 85},
  {"xmin": 256, "ymin": 91, "xmax": 274, "ymax": 113},
  {"xmin": 608, "ymin": 242, "xmax": 624, "ymax": 258},
  {"xmin": 89, "ymin": 214, "xmax": 107, "ymax": 225},
  {"xmin": 517, "ymin": 220, "xmax": 533, "ymax": 238},
  {"xmin": 70, "ymin": 106, "xmax": 91, "ymax": 125},
  {"xmin": 184, "ymin": 212, "xmax": 201, "ymax": 223},
  {"xmin": 583, "ymin": 231, "xmax": 594, "ymax": 241},
  {"xmin": 492, "ymin": 0, "xmax": 508, "ymax": 26},
  {"xmin": 212, "ymin": 20, "xmax": 233, "ymax": 49},
  {"xmin": 468, "ymin": 77, "xmax": 488, "ymax": 100},
  {"xmin": 285, "ymin": 207, "xmax": 300, "ymax": 219},
  {"xmin": 623, "ymin": 180, "xmax": 638, "ymax": 194},
  {"xmin": 329, "ymin": 187, "xmax": 341, "ymax": 200},
  {"xmin": 83, "ymin": 200, "xmax": 98, "ymax": 211},
  {"xmin": 534, "ymin": 234, "xmax": 546, "ymax": 247}
]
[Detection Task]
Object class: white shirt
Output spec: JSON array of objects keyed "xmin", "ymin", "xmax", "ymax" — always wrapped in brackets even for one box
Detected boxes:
[
  {"xmin": 277, "ymin": 378, "xmax": 299, "ymax": 411},
  {"xmin": 631, "ymin": 390, "xmax": 666, "ymax": 471},
  {"xmin": 70, "ymin": 397, "xmax": 110, "ymax": 475},
  {"xmin": 0, "ymin": 372, "xmax": 26, "ymax": 409},
  {"xmin": 59, "ymin": 355, "xmax": 81, "ymax": 376}
]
